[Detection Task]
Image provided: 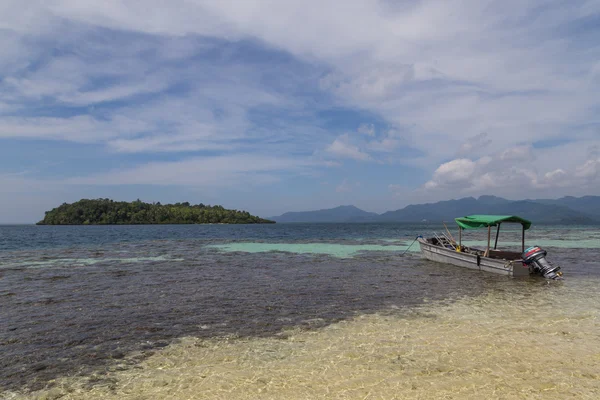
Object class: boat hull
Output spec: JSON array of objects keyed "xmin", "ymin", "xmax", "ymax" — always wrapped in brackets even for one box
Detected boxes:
[{"xmin": 417, "ymin": 238, "xmax": 530, "ymax": 277}]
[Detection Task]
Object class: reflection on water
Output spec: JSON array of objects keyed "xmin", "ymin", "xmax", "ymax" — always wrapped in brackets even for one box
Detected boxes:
[{"xmin": 1, "ymin": 223, "xmax": 599, "ymax": 398}]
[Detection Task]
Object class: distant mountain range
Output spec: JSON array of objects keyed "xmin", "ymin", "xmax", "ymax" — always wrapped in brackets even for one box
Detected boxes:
[
  {"xmin": 270, "ymin": 205, "xmax": 379, "ymax": 223},
  {"xmin": 268, "ymin": 195, "xmax": 600, "ymax": 224}
]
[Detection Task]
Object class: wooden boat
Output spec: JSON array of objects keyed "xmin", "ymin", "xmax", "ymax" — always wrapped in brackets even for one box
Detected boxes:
[{"xmin": 417, "ymin": 215, "xmax": 563, "ymax": 279}]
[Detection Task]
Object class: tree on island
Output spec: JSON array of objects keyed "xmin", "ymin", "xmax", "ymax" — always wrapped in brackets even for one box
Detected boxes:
[{"xmin": 37, "ymin": 199, "xmax": 275, "ymax": 225}]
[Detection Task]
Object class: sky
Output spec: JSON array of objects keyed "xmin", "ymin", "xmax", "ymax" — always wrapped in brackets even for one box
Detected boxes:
[{"xmin": 1, "ymin": 0, "xmax": 600, "ymax": 223}]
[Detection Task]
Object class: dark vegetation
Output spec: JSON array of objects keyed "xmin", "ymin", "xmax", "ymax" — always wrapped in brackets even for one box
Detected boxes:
[{"xmin": 37, "ymin": 199, "xmax": 275, "ymax": 225}]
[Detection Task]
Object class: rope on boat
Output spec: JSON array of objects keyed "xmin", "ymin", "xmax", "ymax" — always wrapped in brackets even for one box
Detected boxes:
[{"xmin": 402, "ymin": 235, "xmax": 421, "ymax": 256}]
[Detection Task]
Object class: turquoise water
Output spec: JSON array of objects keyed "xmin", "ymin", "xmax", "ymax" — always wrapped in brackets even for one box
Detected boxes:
[
  {"xmin": 205, "ymin": 223, "xmax": 600, "ymax": 258},
  {"xmin": 208, "ymin": 242, "xmax": 416, "ymax": 258}
]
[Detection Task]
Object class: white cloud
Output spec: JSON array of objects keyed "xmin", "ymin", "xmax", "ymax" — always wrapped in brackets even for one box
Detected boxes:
[
  {"xmin": 4, "ymin": 4, "xmax": 598, "ymax": 157},
  {"xmin": 0, "ymin": 45, "xmax": 177, "ymax": 107},
  {"xmin": 0, "ymin": 172, "xmax": 53, "ymax": 193},
  {"xmin": 574, "ymin": 159, "xmax": 599, "ymax": 180},
  {"xmin": 500, "ymin": 145, "xmax": 533, "ymax": 162},
  {"xmin": 388, "ymin": 183, "xmax": 411, "ymax": 198},
  {"xmin": 458, "ymin": 132, "xmax": 492, "ymax": 156},
  {"xmin": 541, "ymin": 169, "xmax": 569, "ymax": 188},
  {"xmin": 425, "ymin": 158, "xmax": 477, "ymax": 189},
  {"xmin": 325, "ymin": 134, "xmax": 371, "ymax": 161},
  {"xmin": 1, "ymin": 0, "xmax": 600, "ymax": 214},
  {"xmin": 0, "ymin": 46, "xmax": 305, "ymax": 152},
  {"xmin": 108, "ymin": 137, "xmax": 232, "ymax": 153},
  {"xmin": 67, "ymin": 154, "xmax": 315, "ymax": 187},
  {"xmin": 588, "ymin": 145, "xmax": 599, "ymax": 160},
  {"xmin": 357, "ymin": 123, "xmax": 375, "ymax": 136},
  {"xmin": 367, "ymin": 136, "xmax": 402, "ymax": 153},
  {"xmin": 336, "ymin": 178, "xmax": 360, "ymax": 193},
  {"xmin": 0, "ymin": 115, "xmax": 148, "ymax": 142},
  {"xmin": 61, "ymin": 81, "xmax": 169, "ymax": 105},
  {"xmin": 417, "ymin": 142, "xmax": 600, "ymax": 202},
  {"xmin": 4, "ymin": 75, "xmax": 80, "ymax": 100}
]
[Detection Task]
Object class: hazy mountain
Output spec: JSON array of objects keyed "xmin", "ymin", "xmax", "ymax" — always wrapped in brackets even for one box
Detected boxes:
[
  {"xmin": 270, "ymin": 196, "xmax": 599, "ymax": 224},
  {"xmin": 378, "ymin": 198, "xmax": 594, "ymax": 224},
  {"xmin": 479, "ymin": 200, "xmax": 593, "ymax": 224},
  {"xmin": 477, "ymin": 195, "xmax": 512, "ymax": 205},
  {"xmin": 378, "ymin": 197, "xmax": 481, "ymax": 222},
  {"xmin": 269, "ymin": 205, "xmax": 379, "ymax": 223},
  {"xmin": 531, "ymin": 196, "xmax": 600, "ymax": 217}
]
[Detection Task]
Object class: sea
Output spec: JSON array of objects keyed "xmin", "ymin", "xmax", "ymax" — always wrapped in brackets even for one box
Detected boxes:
[{"xmin": 1, "ymin": 223, "xmax": 599, "ymax": 399}]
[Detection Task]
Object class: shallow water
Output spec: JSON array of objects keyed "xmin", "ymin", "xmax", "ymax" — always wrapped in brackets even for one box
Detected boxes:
[
  {"xmin": 1, "ymin": 223, "xmax": 599, "ymax": 398},
  {"xmin": 13, "ymin": 281, "xmax": 599, "ymax": 400},
  {"xmin": 207, "ymin": 242, "xmax": 415, "ymax": 258}
]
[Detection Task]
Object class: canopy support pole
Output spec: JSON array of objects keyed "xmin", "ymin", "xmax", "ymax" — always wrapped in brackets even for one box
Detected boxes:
[
  {"xmin": 459, "ymin": 227, "xmax": 462, "ymax": 250},
  {"xmin": 494, "ymin": 223, "xmax": 501, "ymax": 250},
  {"xmin": 522, "ymin": 225, "xmax": 525, "ymax": 253},
  {"xmin": 485, "ymin": 226, "xmax": 491, "ymax": 257}
]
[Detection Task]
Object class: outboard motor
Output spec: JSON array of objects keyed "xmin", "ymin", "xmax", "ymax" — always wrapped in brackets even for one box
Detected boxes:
[{"xmin": 521, "ymin": 246, "xmax": 562, "ymax": 280}]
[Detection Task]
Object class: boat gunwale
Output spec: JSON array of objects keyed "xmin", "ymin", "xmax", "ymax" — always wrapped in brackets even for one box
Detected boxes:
[{"xmin": 417, "ymin": 237, "xmax": 529, "ymax": 277}]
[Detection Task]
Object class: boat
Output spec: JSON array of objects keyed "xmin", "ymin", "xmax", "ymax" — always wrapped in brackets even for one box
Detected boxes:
[{"xmin": 417, "ymin": 215, "xmax": 563, "ymax": 279}]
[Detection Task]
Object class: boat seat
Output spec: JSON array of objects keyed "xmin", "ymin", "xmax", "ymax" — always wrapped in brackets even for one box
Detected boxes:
[{"xmin": 487, "ymin": 249, "xmax": 521, "ymax": 260}]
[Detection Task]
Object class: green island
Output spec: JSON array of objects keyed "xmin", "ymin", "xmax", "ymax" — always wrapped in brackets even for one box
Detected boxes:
[{"xmin": 37, "ymin": 199, "xmax": 275, "ymax": 225}]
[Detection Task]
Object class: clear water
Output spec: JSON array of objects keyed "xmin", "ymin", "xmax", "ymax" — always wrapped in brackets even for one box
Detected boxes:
[{"xmin": 1, "ymin": 223, "xmax": 599, "ymax": 398}]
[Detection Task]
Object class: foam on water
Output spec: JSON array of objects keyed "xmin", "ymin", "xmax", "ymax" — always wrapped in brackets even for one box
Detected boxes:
[
  {"xmin": 208, "ymin": 242, "xmax": 418, "ymax": 258},
  {"xmin": 0, "ymin": 256, "xmax": 183, "ymax": 270},
  {"xmin": 11, "ymin": 278, "xmax": 600, "ymax": 399}
]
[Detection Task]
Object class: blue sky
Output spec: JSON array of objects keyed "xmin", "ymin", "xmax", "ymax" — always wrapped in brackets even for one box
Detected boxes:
[{"xmin": 1, "ymin": 0, "xmax": 600, "ymax": 223}]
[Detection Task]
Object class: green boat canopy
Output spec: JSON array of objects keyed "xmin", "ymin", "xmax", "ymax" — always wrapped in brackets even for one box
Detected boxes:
[{"xmin": 455, "ymin": 215, "xmax": 532, "ymax": 230}]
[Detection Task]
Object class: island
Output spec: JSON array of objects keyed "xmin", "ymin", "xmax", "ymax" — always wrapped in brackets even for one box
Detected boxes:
[{"xmin": 36, "ymin": 199, "xmax": 275, "ymax": 225}]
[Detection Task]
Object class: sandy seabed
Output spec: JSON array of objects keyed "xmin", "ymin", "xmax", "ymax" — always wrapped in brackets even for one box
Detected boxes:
[{"xmin": 7, "ymin": 280, "xmax": 600, "ymax": 400}]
